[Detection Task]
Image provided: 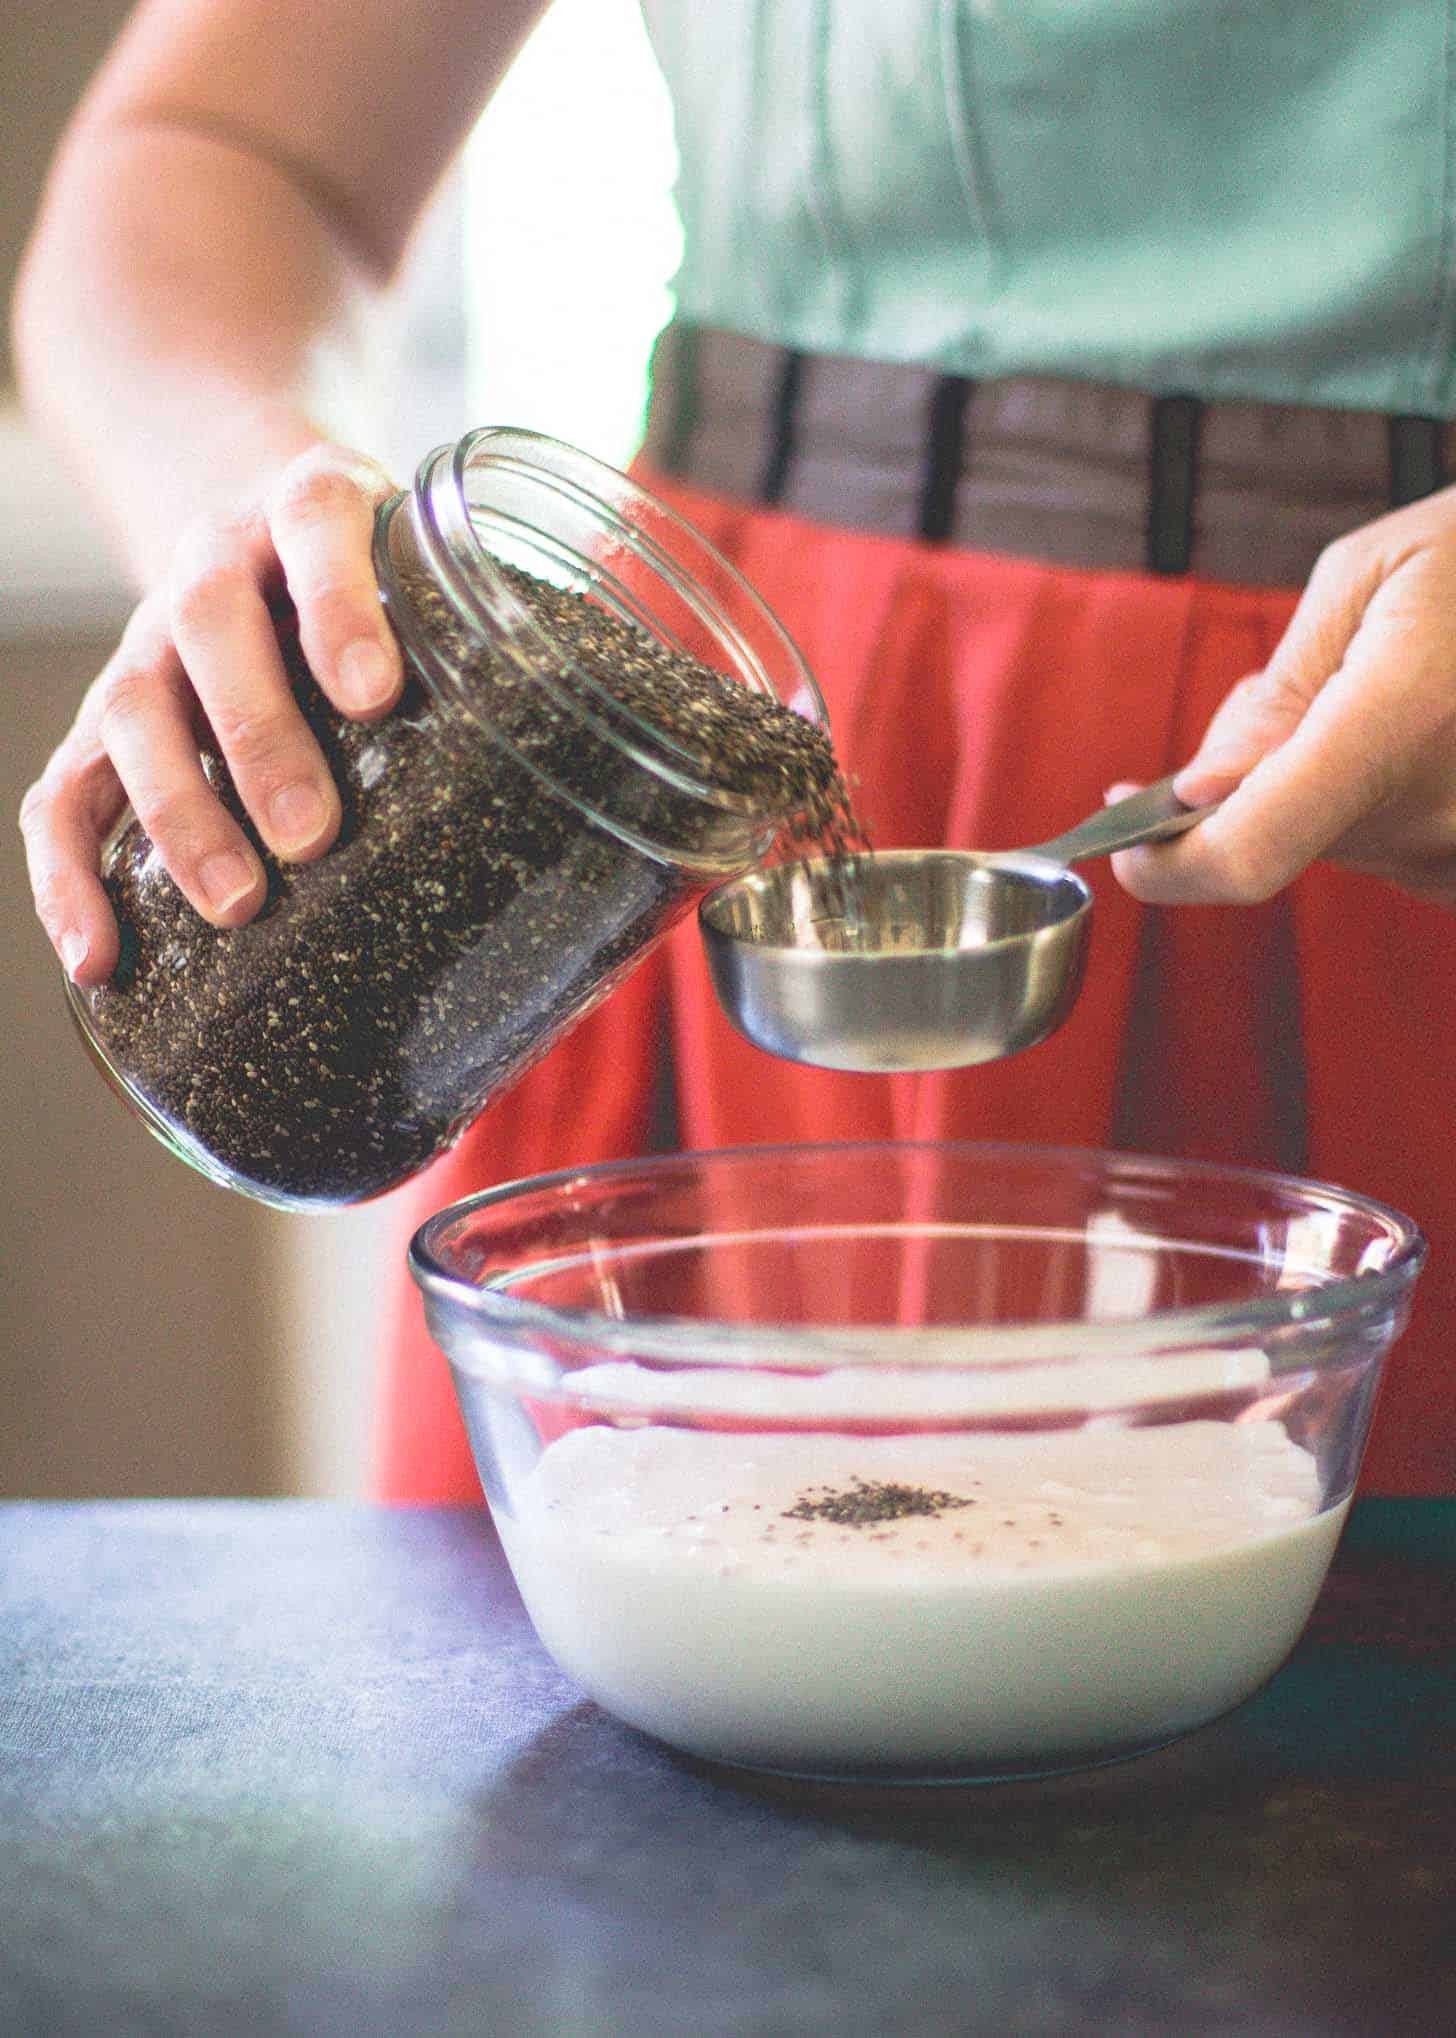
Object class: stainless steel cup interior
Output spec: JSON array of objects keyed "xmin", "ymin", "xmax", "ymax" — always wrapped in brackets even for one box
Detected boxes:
[
  {"xmin": 699, "ymin": 849, "xmax": 1093, "ymax": 1072},
  {"xmin": 698, "ymin": 775, "xmax": 1211, "ymax": 1073}
]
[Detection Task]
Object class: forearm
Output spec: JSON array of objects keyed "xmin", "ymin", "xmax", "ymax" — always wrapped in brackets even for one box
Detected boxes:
[
  {"xmin": 16, "ymin": 0, "xmax": 553, "ymax": 987},
  {"xmin": 14, "ymin": 114, "xmax": 388, "ymax": 586}
]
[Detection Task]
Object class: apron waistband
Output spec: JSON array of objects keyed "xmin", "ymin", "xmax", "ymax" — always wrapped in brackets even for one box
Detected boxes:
[{"xmin": 643, "ymin": 323, "xmax": 1454, "ymax": 589}]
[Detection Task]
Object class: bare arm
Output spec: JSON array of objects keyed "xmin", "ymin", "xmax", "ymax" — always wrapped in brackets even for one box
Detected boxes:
[
  {"xmin": 15, "ymin": 0, "xmax": 547, "ymax": 980},
  {"xmin": 17, "ymin": 0, "xmax": 545, "ymax": 571}
]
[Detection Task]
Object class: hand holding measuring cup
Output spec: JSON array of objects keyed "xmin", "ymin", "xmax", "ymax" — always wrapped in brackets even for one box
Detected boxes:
[
  {"xmin": 699, "ymin": 776, "xmax": 1217, "ymax": 1073},
  {"xmin": 1113, "ymin": 486, "xmax": 1456, "ymax": 912}
]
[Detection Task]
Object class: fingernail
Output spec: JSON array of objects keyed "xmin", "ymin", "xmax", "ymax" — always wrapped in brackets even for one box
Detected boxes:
[
  {"xmin": 61, "ymin": 930, "xmax": 89, "ymax": 978},
  {"xmin": 269, "ymin": 781, "xmax": 329, "ymax": 854},
  {"xmin": 199, "ymin": 851, "xmax": 258, "ymax": 914},
  {"xmin": 337, "ymin": 639, "xmax": 395, "ymax": 711}
]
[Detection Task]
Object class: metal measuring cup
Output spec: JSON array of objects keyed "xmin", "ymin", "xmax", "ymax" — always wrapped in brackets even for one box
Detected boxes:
[{"xmin": 698, "ymin": 775, "xmax": 1217, "ymax": 1072}]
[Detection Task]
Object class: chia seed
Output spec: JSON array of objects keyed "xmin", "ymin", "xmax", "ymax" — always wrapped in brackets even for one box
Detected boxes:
[
  {"xmin": 78, "ymin": 556, "xmax": 863, "ymax": 1207},
  {"xmin": 782, "ymin": 1476, "xmax": 976, "ymax": 1529}
]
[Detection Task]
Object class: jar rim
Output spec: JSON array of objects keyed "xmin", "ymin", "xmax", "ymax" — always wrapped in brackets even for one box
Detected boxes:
[{"xmin": 394, "ymin": 427, "xmax": 829, "ymax": 832}]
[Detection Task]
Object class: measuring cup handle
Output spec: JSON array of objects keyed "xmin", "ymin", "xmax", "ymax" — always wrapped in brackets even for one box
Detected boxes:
[{"xmin": 1027, "ymin": 774, "xmax": 1220, "ymax": 866}]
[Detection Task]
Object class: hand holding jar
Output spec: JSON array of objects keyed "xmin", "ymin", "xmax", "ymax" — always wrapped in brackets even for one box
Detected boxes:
[
  {"xmin": 20, "ymin": 441, "xmax": 403, "ymax": 985},
  {"xmin": 25, "ymin": 429, "xmax": 836, "ymax": 1210}
]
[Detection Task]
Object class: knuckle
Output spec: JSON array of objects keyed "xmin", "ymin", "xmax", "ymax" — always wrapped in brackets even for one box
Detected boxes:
[
  {"xmin": 210, "ymin": 700, "xmax": 296, "ymax": 776},
  {"xmin": 17, "ymin": 775, "xmax": 53, "ymax": 837},
  {"xmin": 128, "ymin": 782, "xmax": 208, "ymax": 855},
  {"xmin": 1250, "ymin": 663, "xmax": 1311, "ymax": 718},
  {"xmin": 96, "ymin": 662, "xmax": 157, "ymax": 733},
  {"xmin": 1233, "ymin": 657, "xmax": 1318, "ymax": 735},
  {"xmin": 1226, "ymin": 668, "xmax": 1268, "ymax": 706},
  {"xmin": 170, "ymin": 560, "xmax": 254, "ymax": 638},
  {"xmin": 1311, "ymin": 532, "xmax": 1358, "ymax": 585},
  {"xmin": 1203, "ymin": 671, "xmax": 1264, "ymax": 734},
  {"xmin": 117, "ymin": 588, "xmax": 174, "ymax": 659},
  {"xmin": 271, "ymin": 460, "xmax": 365, "ymax": 529}
]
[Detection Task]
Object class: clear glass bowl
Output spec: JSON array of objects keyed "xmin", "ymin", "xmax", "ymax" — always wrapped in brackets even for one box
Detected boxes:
[{"xmin": 410, "ymin": 1141, "xmax": 1425, "ymax": 1785}]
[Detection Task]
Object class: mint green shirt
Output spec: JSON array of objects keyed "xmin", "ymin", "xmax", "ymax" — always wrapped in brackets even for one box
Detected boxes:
[{"xmin": 641, "ymin": 2, "xmax": 1456, "ymax": 416}]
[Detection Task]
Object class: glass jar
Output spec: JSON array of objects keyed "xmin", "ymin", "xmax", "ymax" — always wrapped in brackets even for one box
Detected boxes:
[{"xmin": 67, "ymin": 428, "xmax": 826, "ymax": 1211}]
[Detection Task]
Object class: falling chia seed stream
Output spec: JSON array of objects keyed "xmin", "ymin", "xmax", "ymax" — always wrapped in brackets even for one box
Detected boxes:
[{"xmin": 77, "ymin": 558, "xmax": 866, "ymax": 1206}]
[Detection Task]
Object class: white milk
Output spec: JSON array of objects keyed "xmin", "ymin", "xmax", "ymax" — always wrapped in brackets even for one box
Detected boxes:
[{"xmin": 496, "ymin": 1417, "xmax": 1345, "ymax": 1776}]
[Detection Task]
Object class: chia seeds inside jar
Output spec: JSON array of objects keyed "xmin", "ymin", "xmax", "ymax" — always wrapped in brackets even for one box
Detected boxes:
[{"xmin": 68, "ymin": 428, "xmax": 855, "ymax": 1210}]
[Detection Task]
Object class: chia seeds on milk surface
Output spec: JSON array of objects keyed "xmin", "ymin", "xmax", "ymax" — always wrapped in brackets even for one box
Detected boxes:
[{"xmin": 85, "ymin": 558, "xmax": 860, "ymax": 1207}]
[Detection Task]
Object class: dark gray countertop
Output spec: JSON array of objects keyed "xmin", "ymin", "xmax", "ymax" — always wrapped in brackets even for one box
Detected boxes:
[{"xmin": 2, "ymin": 1500, "xmax": 1453, "ymax": 2037}]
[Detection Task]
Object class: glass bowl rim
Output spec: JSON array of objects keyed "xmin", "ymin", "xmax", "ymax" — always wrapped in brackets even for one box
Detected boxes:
[{"xmin": 408, "ymin": 1139, "xmax": 1427, "ymax": 1372}]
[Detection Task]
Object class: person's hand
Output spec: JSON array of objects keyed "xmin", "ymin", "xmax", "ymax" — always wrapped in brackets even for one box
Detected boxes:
[
  {"xmin": 1112, "ymin": 486, "xmax": 1456, "ymax": 911},
  {"xmin": 19, "ymin": 443, "xmax": 404, "ymax": 986}
]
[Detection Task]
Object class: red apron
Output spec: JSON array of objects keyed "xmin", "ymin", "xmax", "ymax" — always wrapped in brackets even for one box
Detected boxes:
[{"xmin": 374, "ymin": 469, "xmax": 1453, "ymax": 1501}]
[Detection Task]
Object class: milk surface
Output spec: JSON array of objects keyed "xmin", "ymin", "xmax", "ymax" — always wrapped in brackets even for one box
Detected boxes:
[{"xmin": 498, "ymin": 1419, "xmax": 1344, "ymax": 1777}]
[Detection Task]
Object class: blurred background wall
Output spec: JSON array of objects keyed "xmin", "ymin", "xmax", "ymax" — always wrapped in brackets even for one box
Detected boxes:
[{"xmin": 1, "ymin": 0, "xmax": 678, "ymax": 1498}]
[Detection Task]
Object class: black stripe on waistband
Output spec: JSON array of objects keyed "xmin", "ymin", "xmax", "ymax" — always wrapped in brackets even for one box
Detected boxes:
[
  {"xmin": 759, "ymin": 350, "xmax": 806, "ymax": 506},
  {"xmin": 1387, "ymin": 416, "xmax": 1447, "ymax": 508},
  {"xmin": 917, "ymin": 375, "xmax": 975, "ymax": 542},
  {"xmin": 1146, "ymin": 395, "xmax": 1203, "ymax": 576},
  {"xmin": 653, "ymin": 322, "xmax": 700, "ymax": 477}
]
